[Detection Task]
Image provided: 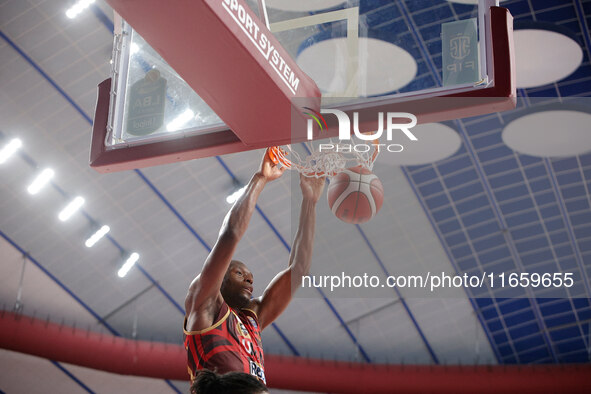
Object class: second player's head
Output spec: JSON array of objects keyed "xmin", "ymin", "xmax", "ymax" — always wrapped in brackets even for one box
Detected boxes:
[
  {"xmin": 221, "ymin": 260, "xmax": 254, "ymax": 309},
  {"xmin": 191, "ymin": 369, "xmax": 268, "ymax": 394}
]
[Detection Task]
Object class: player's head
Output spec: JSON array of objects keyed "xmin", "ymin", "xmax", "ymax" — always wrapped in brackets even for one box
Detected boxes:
[
  {"xmin": 221, "ymin": 260, "xmax": 254, "ymax": 309},
  {"xmin": 191, "ymin": 370, "xmax": 268, "ymax": 394}
]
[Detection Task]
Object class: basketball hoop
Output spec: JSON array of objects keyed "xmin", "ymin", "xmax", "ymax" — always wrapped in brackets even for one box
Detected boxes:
[{"xmin": 269, "ymin": 137, "xmax": 380, "ymax": 178}]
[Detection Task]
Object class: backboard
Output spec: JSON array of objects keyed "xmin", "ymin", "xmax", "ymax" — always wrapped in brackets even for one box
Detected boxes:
[{"xmin": 91, "ymin": 0, "xmax": 515, "ymax": 173}]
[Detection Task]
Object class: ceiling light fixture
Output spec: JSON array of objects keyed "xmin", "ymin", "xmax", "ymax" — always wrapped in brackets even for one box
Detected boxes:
[
  {"xmin": 27, "ymin": 168, "xmax": 54, "ymax": 195},
  {"xmin": 85, "ymin": 225, "xmax": 110, "ymax": 247},
  {"xmin": 65, "ymin": 0, "xmax": 95, "ymax": 19},
  {"xmin": 58, "ymin": 196, "xmax": 85, "ymax": 221},
  {"xmin": 118, "ymin": 252, "xmax": 139, "ymax": 278},
  {"xmin": 0, "ymin": 138, "xmax": 22, "ymax": 164},
  {"xmin": 166, "ymin": 109, "xmax": 195, "ymax": 132}
]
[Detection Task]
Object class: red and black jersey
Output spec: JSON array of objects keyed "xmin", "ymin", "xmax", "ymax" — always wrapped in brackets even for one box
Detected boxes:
[{"xmin": 183, "ymin": 302, "xmax": 266, "ymax": 384}]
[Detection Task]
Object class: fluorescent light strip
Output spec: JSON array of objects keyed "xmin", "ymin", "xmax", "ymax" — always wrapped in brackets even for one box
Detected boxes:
[
  {"xmin": 58, "ymin": 196, "xmax": 85, "ymax": 221},
  {"xmin": 166, "ymin": 109, "xmax": 194, "ymax": 132},
  {"xmin": 118, "ymin": 252, "xmax": 139, "ymax": 278},
  {"xmin": 85, "ymin": 225, "xmax": 110, "ymax": 248},
  {"xmin": 65, "ymin": 0, "xmax": 95, "ymax": 19},
  {"xmin": 0, "ymin": 138, "xmax": 22, "ymax": 164},
  {"xmin": 27, "ymin": 168, "xmax": 54, "ymax": 195}
]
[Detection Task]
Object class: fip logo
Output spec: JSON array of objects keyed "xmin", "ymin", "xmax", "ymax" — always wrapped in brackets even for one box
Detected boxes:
[
  {"xmin": 450, "ymin": 35, "xmax": 471, "ymax": 60},
  {"xmin": 304, "ymin": 108, "xmax": 418, "ymax": 153}
]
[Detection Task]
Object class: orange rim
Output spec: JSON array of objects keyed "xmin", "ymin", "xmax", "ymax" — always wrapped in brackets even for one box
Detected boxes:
[
  {"xmin": 269, "ymin": 146, "xmax": 292, "ymax": 169},
  {"xmin": 269, "ymin": 140, "xmax": 380, "ymax": 178}
]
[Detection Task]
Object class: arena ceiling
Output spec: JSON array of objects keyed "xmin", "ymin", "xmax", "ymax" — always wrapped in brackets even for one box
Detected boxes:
[{"xmin": 1, "ymin": 0, "xmax": 590, "ymax": 393}]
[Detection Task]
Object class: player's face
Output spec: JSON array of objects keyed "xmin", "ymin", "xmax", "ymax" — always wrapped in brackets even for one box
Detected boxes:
[{"xmin": 221, "ymin": 261, "xmax": 254, "ymax": 308}]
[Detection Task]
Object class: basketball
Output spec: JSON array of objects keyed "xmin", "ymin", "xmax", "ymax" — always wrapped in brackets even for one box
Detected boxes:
[{"xmin": 327, "ymin": 166, "xmax": 384, "ymax": 224}]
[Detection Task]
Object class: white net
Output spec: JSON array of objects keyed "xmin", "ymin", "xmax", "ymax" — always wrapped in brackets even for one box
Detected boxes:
[{"xmin": 270, "ymin": 138, "xmax": 379, "ymax": 178}]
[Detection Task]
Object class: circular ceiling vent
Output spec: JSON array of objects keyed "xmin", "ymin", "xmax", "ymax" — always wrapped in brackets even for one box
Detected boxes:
[
  {"xmin": 503, "ymin": 109, "xmax": 591, "ymax": 157},
  {"xmin": 513, "ymin": 25, "xmax": 583, "ymax": 88},
  {"xmin": 297, "ymin": 37, "xmax": 417, "ymax": 97}
]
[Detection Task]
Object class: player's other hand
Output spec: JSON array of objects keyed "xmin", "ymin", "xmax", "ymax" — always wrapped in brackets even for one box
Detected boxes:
[
  {"xmin": 300, "ymin": 174, "xmax": 325, "ymax": 203},
  {"xmin": 258, "ymin": 148, "xmax": 286, "ymax": 182}
]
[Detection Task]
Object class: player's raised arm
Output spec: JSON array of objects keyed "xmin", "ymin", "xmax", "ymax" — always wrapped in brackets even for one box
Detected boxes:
[
  {"xmin": 252, "ymin": 174, "xmax": 325, "ymax": 330},
  {"xmin": 184, "ymin": 150, "xmax": 285, "ymax": 330}
]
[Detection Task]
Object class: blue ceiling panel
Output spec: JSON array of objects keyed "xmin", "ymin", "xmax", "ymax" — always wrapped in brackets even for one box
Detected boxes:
[
  {"xmin": 471, "ymin": 132, "xmax": 504, "ymax": 150},
  {"xmin": 432, "ymin": 206, "xmax": 457, "ymax": 222},
  {"xmin": 559, "ymin": 80, "xmax": 591, "ymax": 96},
  {"xmin": 524, "ymin": 165, "xmax": 547, "ymax": 179},
  {"xmin": 573, "ymin": 225, "xmax": 591, "ymax": 239},
  {"xmin": 463, "ymin": 116, "xmax": 504, "ymax": 136},
  {"xmin": 437, "ymin": 155, "xmax": 473, "ymax": 175},
  {"xmin": 486, "ymin": 258, "xmax": 517, "ymax": 273},
  {"xmin": 449, "ymin": 181, "xmax": 484, "ymax": 200},
  {"xmin": 533, "ymin": 191, "xmax": 556, "ymax": 206},
  {"xmin": 425, "ymin": 193, "xmax": 452, "ymax": 210},
  {"xmin": 444, "ymin": 231, "xmax": 468, "ymax": 247},
  {"xmin": 478, "ymin": 146, "xmax": 517, "ymax": 164},
  {"xmin": 457, "ymin": 256, "xmax": 478, "ymax": 271},
  {"xmin": 561, "ymin": 351, "xmax": 589, "ymax": 362},
  {"xmin": 488, "ymin": 171, "xmax": 525, "ymax": 188},
  {"xmin": 497, "ymin": 343, "xmax": 515, "ymax": 359},
  {"xmin": 570, "ymin": 212, "xmax": 591, "ymax": 226},
  {"xmin": 443, "ymin": 169, "xmax": 480, "ymax": 188},
  {"xmin": 510, "ymin": 224, "xmax": 544, "ymax": 240},
  {"xmin": 551, "ymin": 158, "xmax": 580, "ymax": 173},
  {"xmin": 519, "ymin": 347, "xmax": 553, "ymax": 364},
  {"xmin": 575, "ymin": 307, "xmax": 591, "ymax": 320},
  {"xmin": 539, "ymin": 299, "xmax": 574, "ymax": 316},
  {"xmin": 408, "ymin": 166, "xmax": 438, "ymax": 183},
  {"xmin": 521, "ymin": 250, "xmax": 555, "ymax": 266},
  {"xmin": 493, "ymin": 332, "xmax": 509, "ymax": 344},
  {"xmin": 467, "ymin": 221, "xmax": 501, "ymax": 239},
  {"xmin": 544, "ymin": 217, "xmax": 566, "ymax": 232},
  {"xmin": 439, "ymin": 218, "xmax": 462, "ymax": 233},
  {"xmin": 545, "ymin": 312, "xmax": 578, "ymax": 329},
  {"xmin": 461, "ymin": 208, "xmax": 497, "ymax": 227},
  {"xmin": 505, "ymin": 312, "xmax": 536, "ymax": 329},
  {"xmin": 549, "ymin": 325, "xmax": 583, "ymax": 341},
  {"xmin": 418, "ymin": 180, "xmax": 445, "ymax": 195},
  {"xmin": 494, "ymin": 185, "xmax": 529, "ymax": 202},
  {"xmin": 473, "ymin": 234, "xmax": 506, "ymax": 253},
  {"xmin": 499, "ymin": 298, "xmax": 531, "ymax": 314},
  {"xmin": 513, "ymin": 335, "xmax": 547, "ymax": 353},
  {"xmin": 549, "ymin": 231, "xmax": 570, "ymax": 245}
]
